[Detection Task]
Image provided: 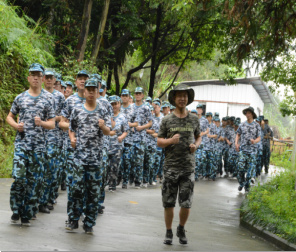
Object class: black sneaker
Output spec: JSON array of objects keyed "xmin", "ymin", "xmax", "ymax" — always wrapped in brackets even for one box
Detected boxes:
[
  {"xmin": 83, "ymin": 224, "xmax": 94, "ymax": 234},
  {"xmin": 163, "ymin": 229, "xmax": 173, "ymax": 245},
  {"xmin": 65, "ymin": 220, "xmax": 79, "ymax": 231},
  {"xmin": 238, "ymin": 186, "xmax": 243, "ymax": 191},
  {"xmin": 21, "ymin": 218, "xmax": 31, "ymax": 226},
  {"xmin": 11, "ymin": 213, "xmax": 20, "ymax": 224},
  {"xmin": 39, "ymin": 205, "xmax": 50, "ymax": 214},
  {"xmin": 98, "ymin": 208, "xmax": 104, "ymax": 214},
  {"xmin": 122, "ymin": 184, "xmax": 127, "ymax": 189},
  {"xmin": 47, "ymin": 204, "xmax": 54, "ymax": 210},
  {"xmin": 176, "ymin": 226, "xmax": 188, "ymax": 244}
]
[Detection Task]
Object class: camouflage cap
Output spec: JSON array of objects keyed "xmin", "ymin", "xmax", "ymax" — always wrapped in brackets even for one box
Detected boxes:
[
  {"xmin": 154, "ymin": 101, "xmax": 161, "ymax": 107},
  {"xmin": 213, "ymin": 117, "xmax": 220, "ymax": 122},
  {"xmin": 109, "ymin": 95, "xmax": 121, "ymax": 103},
  {"xmin": 205, "ymin": 112, "xmax": 213, "ymax": 117},
  {"xmin": 168, "ymin": 84, "xmax": 194, "ymax": 106},
  {"xmin": 44, "ymin": 70, "xmax": 55, "ymax": 76},
  {"xmin": 61, "ymin": 81, "xmax": 67, "ymax": 88},
  {"xmin": 90, "ymin": 73, "xmax": 102, "ymax": 82},
  {"xmin": 196, "ymin": 104, "xmax": 203, "ymax": 109},
  {"xmin": 77, "ymin": 70, "xmax": 89, "ymax": 78},
  {"xmin": 153, "ymin": 98, "xmax": 161, "ymax": 104},
  {"xmin": 84, "ymin": 79, "xmax": 98, "ymax": 88},
  {"xmin": 135, "ymin": 87, "xmax": 144, "ymax": 93},
  {"xmin": 121, "ymin": 89, "xmax": 130, "ymax": 95},
  {"xmin": 242, "ymin": 106, "xmax": 257, "ymax": 119},
  {"xmin": 65, "ymin": 81, "xmax": 74, "ymax": 88},
  {"xmin": 146, "ymin": 96, "xmax": 152, "ymax": 102},
  {"xmin": 222, "ymin": 117, "xmax": 227, "ymax": 121},
  {"xmin": 191, "ymin": 109, "xmax": 198, "ymax": 114},
  {"xmin": 29, "ymin": 63, "xmax": 45, "ymax": 73}
]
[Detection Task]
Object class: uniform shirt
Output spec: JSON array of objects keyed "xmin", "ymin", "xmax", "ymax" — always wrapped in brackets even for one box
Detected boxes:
[
  {"xmin": 227, "ymin": 126, "xmax": 237, "ymax": 154},
  {"xmin": 158, "ymin": 112, "xmax": 200, "ymax": 172},
  {"xmin": 109, "ymin": 113, "xmax": 129, "ymax": 154},
  {"xmin": 69, "ymin": 104, "xmax": 111, "ymax": 165},
  {"xmin": 236, "ymin": 120, "xmax": 261, "ymax": 154},
  {"xmin": 262, "ymin": 124, "xmax": 273, "ymax": 147},
  {"xmin": 203, "ymin": 121, "xmax": 216, "ymax": 151},
  {"xmin": 97, "ymin": 97, "xmax": 113, "ymax": 150},
  {"xmin": 215, "ymin": 126, "xmax": 225, "ymax": 152},
  {"xmin": 132, "ymin": 103, "xmax": 153, "ymax": 143},
  {"xmin": 10, "ymin": 89, "xmax": 55, "ymax": 152},
  {"xmin": 256, "ymin": 127, "xmax": 264, "ymax": 152},
  {"xmin": 154, "ymin": 114, "xmax": 164, "ymax": 150},
  {"xmin": 44, "ymin": 89, "xmax": 65, "ymax": 146},
  {"xmin": 146, "ymin": 117, "xmax": 159, "ymax": 147},
  {"xmin": 199, "ymin": 116, "xmax": 209, "ymax": 147},
  {"xmin": 61, "ymin": 93, "xmax": 86, "ymax": 151},
  {"xmin": 120, "ymin": 104, "xmax": 138, "ymax": 145}
]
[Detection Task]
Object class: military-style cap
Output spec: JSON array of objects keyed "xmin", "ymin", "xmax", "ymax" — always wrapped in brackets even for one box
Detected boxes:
[
  {"xmin": 109, "ymin": 95, "xmax": 121, "ymax": 103},
  {"xmin": 135, "ymin": 87, "xmax": 144, "ymax": 93},
  {"xmin": 77, "ymin": 70, "xmax": 90, "ymax": 78},
  {"xmin": 191, "ymin": 109, "xmax": 198, "ymax": 114},
  {"xmin": 196, "ymin": 104, "xmax": 203, "ymax": 109},
  {"xmin": 84, "ymin": 79, "xmax": 98, "ymax": 88},
  {"xmin": 90, "ymin": 73, "xmax": 102, "ymax": 82},
  {"xmin": 243, "ymin": 106, "xmax": 257, "ymax": 119},
  {"xmin": 61, "ymin": 81, "xmax": 67, "ymax": 88},
  {"xmin": 213, "ymin": 117, "xmax": 220, "ymax": 122},
  {"xmin": 168, "ymin": 84, "xmax": 194, "ymax": 106},
  {"xmin": 154, "ymin": 101, "xmax": 160, "ymax": 107},
  {"xmin": 222, "ymin": 117, "xmax": 227, "ymax": 121},
  {"xmin": 205, "ymin": 112, "xmax": 213, "ymax": 117},
  {"xmin": 101, "ymin": 80, "xmax": 107, "ymax": 89},
  {"xmin": 55, "ymin": 73, "xmax": 62, "ymax": 81},
  {"xmin": 214, "ymin": 112, "xmax": 219, "ymax": 117},
  {"xmin": 229, "ymin": 116, "xmax": 235, "ymax": 121},
  {"xmin": 149, "ymin": 104, "xmax": 154, "ymax": 111},
  {"xmin": 153, "ymin": 98, "xmax": 161, "ymax": 104},
  {"xmin": 170, "ymin": 104, "xmax": 176, "ymax": 110},
  {"xmin": 65, "ymin": 81, "xmax": 74, "ymax": 88},
  {"xmin": 121, "ymin": 89, "xmax": 130, "ymax": 95},
  {"xmin": 44, "ymin": 70, "xmax": 55, "ymax": 76},
  {"xmin": 146, "ymin": 96, "xmax": 152, "ymax": 102},
  {"xmin": 29, "ymin": 63, "xmax": 45, "ymax": 73}
]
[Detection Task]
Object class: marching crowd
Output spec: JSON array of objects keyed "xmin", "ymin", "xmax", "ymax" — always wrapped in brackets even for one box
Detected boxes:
[{"xmin": 5, "ymin": 63, "xmax": 273, "ymax": 240}]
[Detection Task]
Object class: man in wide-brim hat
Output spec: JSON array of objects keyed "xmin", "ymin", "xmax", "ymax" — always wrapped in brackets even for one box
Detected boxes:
[
  {"xmin": 157, "ymin": 84, "xmax": 201, "ymax": 245},
  {"xmin": 242, "ymin": 106, "xmax": 257, "ymax": 119}
]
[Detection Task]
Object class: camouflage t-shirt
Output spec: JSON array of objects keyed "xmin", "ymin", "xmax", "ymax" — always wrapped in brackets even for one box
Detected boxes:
[
  {"xmin": 158, "ymin": 112, "xmax": 200, "ymax": 172},
  {"xmin": 132, "ymin": 103, "xmax": 153, "ymax": 142},
  {"xmin": 262, "ymin": 124, "xmax": 273, "ymax": 147},
  {"xmin": 44, "ymin": 89, "xmax": 65, "ymax": 146},
  {"xmin": 109, "ymin": 112, "xmax": 129, "ymax": 153},
  {"xmin": 236, "ymin": 120, "xmax": 261, "ymax": 154},
  {"xmin": 69, "ymin": 104, "xmax": 111, "ymax": 165},
  {"xmin": 10, "ymin": 89, "xmax": 55, "ymax": 152},
  {"xmin": 146, "ymin": 117, "xmax": 159, "ymax": 147},
  {"xmin": 154, "ymin": 114, "xmax": 164, "ymax": 150},
  {"xmin": 257, "ymin": 127, "xmax": 264, "ymax": 151},
  {"xmin": 215, "ymin": 126, "xmax": 225, "ymax": 151},
  {"xmin": 61, "ymin": 93, "xmax": 86, "ymax": 151},
  {"xmin": 227, "ymin": 126, "xmax": 237, "ymax": 154}
]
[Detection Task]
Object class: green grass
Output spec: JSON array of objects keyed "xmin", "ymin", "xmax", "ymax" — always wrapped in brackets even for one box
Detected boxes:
[
  {"xmin": 270, "ymin": 151, "xmax": 292, "ymax": 169},
  {"xmin": 241, "ymin": 160, "xmax": 296, "ymax": 243},
  {"xmin": 0, "ymin": 138, "xmax": 14, "ymax": 178}
]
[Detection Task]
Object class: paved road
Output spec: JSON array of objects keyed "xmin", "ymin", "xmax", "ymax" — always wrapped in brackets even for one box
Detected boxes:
[{"xmin": 0, "ymin": 170, "xmax": 278, "ymax": 251}]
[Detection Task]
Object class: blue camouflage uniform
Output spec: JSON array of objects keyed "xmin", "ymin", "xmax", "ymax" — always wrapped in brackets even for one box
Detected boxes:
[
  {"xmin": 196, "ymin": 116, "xmax": 209, "ymax": 178},
  {"xmin": 131, "ymin": 102, "xmax": 153, "ymax": 186},
  {"xmin": 262, "ymin": 124, "xmax": 273, "ymax": 173},
  {"xmin": 236, "ymin": 120, "xmax": 261, "ymax": 191},
  {"xmin": 214, "ymin": 123, "xmax": 224, "ymax": 176},
  {"xmin": 108, "ymin": 111, "xmax": 129, "ymax": 190},
  {"xmin": 40, "ymin": 89, "xmax": 65, "ymax": 207},
  {"xmin": 10, "ymin": 89, "xmax": 55, "ymax": 220},
  {"xmin": 143, "ymin": 116, "xmax": 158, "ymax": 185},
  {"xmin": 69, "ymin": 102, "xmax": 111, "ymax": 229},
  {"xmin": 227, "ymin": 126, "xmax": 238, "ymax": 176},
  {"xmin": 255, "ymin": 125, "xmax": 264, "ymax": 176},
  {"xmin": 153, "ymin": 113, "xmax": 164, "ymax": 183},
  {"xmin": 61, "ymin": 93, "xmax": 86, "ymax": 216}
]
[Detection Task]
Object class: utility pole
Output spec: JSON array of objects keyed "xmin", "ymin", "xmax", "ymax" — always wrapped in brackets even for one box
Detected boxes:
[{"xmin": 293, "ymin": 92, "xmax": 296, "ymax": 190}]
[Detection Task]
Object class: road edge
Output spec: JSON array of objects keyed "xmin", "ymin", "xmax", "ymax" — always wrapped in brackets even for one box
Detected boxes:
[{"xmin": 240, "ymin": 217, "xmax": 296, "ymax": 251}]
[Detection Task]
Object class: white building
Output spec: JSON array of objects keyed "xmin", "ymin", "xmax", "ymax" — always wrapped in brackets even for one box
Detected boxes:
[{"xmin": 183, "ymin": 77, "xmax": 275, "ymax": 119}]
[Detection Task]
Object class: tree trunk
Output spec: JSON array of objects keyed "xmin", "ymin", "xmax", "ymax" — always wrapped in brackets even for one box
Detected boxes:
[
  {"xmin": 149, "ymin": 4, "xmax": 162, "ymax": 98},
  {"xmin": 91, "ymin": 0, "xmax": 111, "ymax": 63},
  {"xmin": 293, "ymin": 91, "xmax": 296, "ymax": 190},
  {"xmin": 76, "ymin": 0, "xmax": 93, "ymax": 61},
  {"xmin": 107, "ymin": 62, "xmax": 113, "ymax": 91},
  {"xmin": 114, "ymin": 64, "xmax": 120, "ymax": 95}
]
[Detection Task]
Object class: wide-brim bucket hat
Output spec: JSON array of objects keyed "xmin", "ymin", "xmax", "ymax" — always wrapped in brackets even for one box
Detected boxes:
[
  {"xmin": 243, "ymin": 106, "xmax": 257, "ymax": 119},
  {"xmin": 168, "ymin": 84, "xmax": 194, "ymax": 106}
]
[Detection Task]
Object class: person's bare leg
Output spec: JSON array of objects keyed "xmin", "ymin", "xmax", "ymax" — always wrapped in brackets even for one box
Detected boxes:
[
  {"xmin": 164, "ymin": 207, "xmax": 174, "ymax": 229},
  {"xmin": 179, "ymin": 207, "xmax": 190, "ymax": 226}
]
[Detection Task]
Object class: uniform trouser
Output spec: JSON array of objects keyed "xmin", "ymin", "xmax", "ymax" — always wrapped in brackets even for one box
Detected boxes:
[
  {"xmin": 59, "ymin": 147, "xmax": 67, "ymax": 186},
  {"xmin": 66, "ymin": 149, "xmax": 74, "ymax": 216},
  {"xmin": 153, "ymin": 147, "xmax": 163, "ymax": 182},
  {"xmin": 143, "ymin": 145, "xmax": 156, "ymax": 184},
  {"xmin": 99, "ymin": 148, "xmax": 108, "ymax": 205},
  {"xmin": 69, "ymin": 161, "xmax": 102, "ymax": 228},
  {"xmin": 200, "ymin": 150, "xmax": 216, "ymax": 178},
  {"xmin": 52, "ymin": 146, "xmax": 64, "ymax": 201},
  {"xmin": 107, "ymin": 149, "xmax": 122, "ymax": 189},
  {"xmin": 262, "ymin": 145, "xmax": 270, "ymax": 171},
  {"xmin": 195, "ymin": 147, "xmax": 203, "ymax": 178},
  {"xmin": 10, "ymin": 148, "xmax": 44, "ymax": 220},
  {"xmin": 222, "ymin": 148, "xmax": 229, "ymax": 172},
  {"xmin": 256, "ymin": 150, "xmax": 263, "ymax": 176},
  {"xmin": 121, "ymin": 143, "xmax": 133, "ymax": 185},
  {"xmin": 215, "ymin": 149, "xmax": 223, "ymax": 175},
  {"xmin": 237, "ymin": 151, "xmax": 257, "ymax": 189},
  {"xmin": 132, "ymin": 141, "xmax": 145, "ymax": 185},
  {"xmin": 39, "ymin": 145, "xmax": 58, "ymax": 206},
  {"xmin": 228, "ymin": 152, "xmax": 238, "ymax": 176}
]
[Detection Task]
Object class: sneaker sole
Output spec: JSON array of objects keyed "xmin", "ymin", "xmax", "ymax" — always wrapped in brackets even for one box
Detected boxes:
[
  {"xmin": 10, "ymin": 220, "xmax": 19, "ymax": 224},
  {"xmin": 163, "ymin": 240, "xmax": 173, "ymax": 245},
  {"xmin": 21, "ymin": 223, "xmax": 31, "ymax": 227}
]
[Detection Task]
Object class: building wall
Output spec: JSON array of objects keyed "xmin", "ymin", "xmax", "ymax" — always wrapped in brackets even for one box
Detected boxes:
[{"xmin": 186, "ymin": 84, "xmax": 264, "ymax": 119}]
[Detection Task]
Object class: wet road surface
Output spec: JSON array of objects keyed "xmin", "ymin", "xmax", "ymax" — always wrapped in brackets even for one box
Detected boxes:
[{"xmin": 0, "ymin": 169, "xmax": 279, "ymax": 251}]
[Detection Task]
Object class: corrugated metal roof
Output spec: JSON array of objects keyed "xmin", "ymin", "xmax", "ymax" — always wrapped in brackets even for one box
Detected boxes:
[{"xmin": 181, "ymin": 77, "xmax": 276, "ymax": 105}]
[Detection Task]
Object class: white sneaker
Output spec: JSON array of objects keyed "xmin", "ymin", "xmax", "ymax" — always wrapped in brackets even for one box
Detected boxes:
[
  {"xmin": 142, "ymin": 183, "xmax": 148, "ymax": 188},
  {"xmin": 152, "ymin": 182, "xmax": 157, "ymax": 186}
]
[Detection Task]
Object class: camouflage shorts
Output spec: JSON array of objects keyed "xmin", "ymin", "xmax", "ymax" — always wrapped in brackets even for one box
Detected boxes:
[{"xmin": 162, "ymin": 169, "xmax": 194, "ymax": 208}]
